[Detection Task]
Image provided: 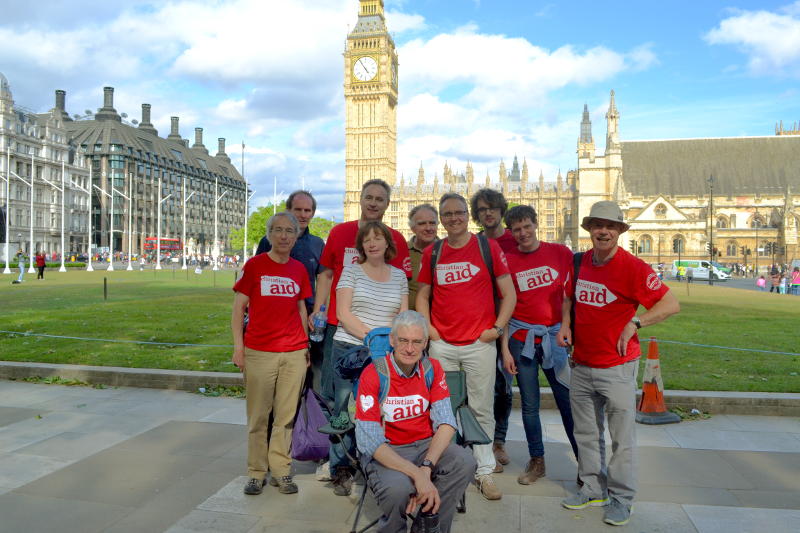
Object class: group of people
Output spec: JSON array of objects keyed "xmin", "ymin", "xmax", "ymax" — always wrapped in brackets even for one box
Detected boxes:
[
  {"xmin": 10, "ymin": 250, "xmax": 47, "ymax": 283},
  {"xmin": 230, "ymin": 181, "xmax": 680, "ymax": 531},
  {"xmin": 760, "ymin": 266, "xmax": 800, "ymax": 294}
]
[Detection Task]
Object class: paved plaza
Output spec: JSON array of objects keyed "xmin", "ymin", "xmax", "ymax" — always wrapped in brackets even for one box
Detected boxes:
[{"xmin": 0, "ymin": 379, "xmax": 798, "ymax": 533}]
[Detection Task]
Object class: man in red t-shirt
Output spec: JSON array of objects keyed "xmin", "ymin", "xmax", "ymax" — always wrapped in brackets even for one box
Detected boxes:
[
  {"xmin": 559, "ymin": 201, "xmax": 679, "ymax": 527},
  {"xmin": 355, "ymin": 311, "xmax": 476, "ymax": 533},
  {"xmin": 231, "ymin": 212, "xmax": 312, "ymax": 497},
  {"xmin": 469, "ymin": 188, "xmax": 517, "ymax": 472},
  {"xmin": 416, "ymin": 192, "xmax": 516, "ymax": 501},
  {"xmin": 498, "ymin": 205, "xmax": 578, "ymax": 486},
  {"xmin": 311, "ymin": 179, "xmax": 412, "ymax": 493}
]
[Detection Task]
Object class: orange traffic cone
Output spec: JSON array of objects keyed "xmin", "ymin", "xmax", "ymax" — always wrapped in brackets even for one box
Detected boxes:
[{"xmin": 636, "ymin": 337, "xmax": 681, "ymax": 425}]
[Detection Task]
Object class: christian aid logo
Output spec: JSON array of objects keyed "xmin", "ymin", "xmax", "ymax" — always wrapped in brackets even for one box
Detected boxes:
[
  {"xmin": 344, "ymin": 247, "xmax": 360, "ymax": 265},
  {"xmin": 436, "ymin": 262, "xmax": 480, "ymax": 285},
  {"xmin": 381, "ymin": 395, "xmax": 429, "ymax": 422},
  {"xmin": 260, "ymin": 275, "xmax": 300, "ymax": 297},
  {"xmin": 576, "ymin": 279, "xmax": 617, "ymax": 307},
  {"xmin": 516, "ymin": 266, "xmax": 559, "ymax": 292}
]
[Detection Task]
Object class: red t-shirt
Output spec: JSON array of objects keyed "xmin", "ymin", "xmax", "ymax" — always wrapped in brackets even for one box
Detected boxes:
[
  {"xmin": 355, "ymin": 356, "xmax": 450, "ymax": 446},
  {"xmin": 493, "ymin": 228, "xmax": 517, "ymax": 254},
  {"xmin": 233, "ymin": 254, "xmax": 311, "ymax": 352},
  {"xmin": 417, "ymin": 234, "xmax": 509, "ymax": 345},
  {"xmin": 566, "ymin": 248, "xmax": 669, "ymax": 368},
  {"xmin": 507, "ymin": 242, "xmax": 573, "ymax": 330},
  {"xmin": 320, "ymin": 220, "xmax": 412, "ymax": 325}
]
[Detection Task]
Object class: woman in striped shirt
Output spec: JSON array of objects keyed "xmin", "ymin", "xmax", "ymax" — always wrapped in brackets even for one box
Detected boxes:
[{"xmin": 328, "ymin": 221, "xmax": 409, "ymax": 496}]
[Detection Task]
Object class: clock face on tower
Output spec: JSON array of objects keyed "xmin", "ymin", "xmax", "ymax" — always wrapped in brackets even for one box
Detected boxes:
[{"xmin": 353, "ymin": 56, "xmax": 378, "ymax": 82}]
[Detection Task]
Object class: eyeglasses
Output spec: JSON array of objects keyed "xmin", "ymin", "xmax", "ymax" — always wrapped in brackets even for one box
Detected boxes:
[
  {"xmin": 395, "ymin": 337, "xmax": 426, "ymax": 348},
  {"xmin": 270, "ymin": 227, "xmax": 297, "ymax": 236},
  {"xmin": 476, "ymin": 206, "xmax": 500, "ymax": 215},
  {"xmin": 441, "ymin": 210, "xmax": 467, "ymax": 219}
]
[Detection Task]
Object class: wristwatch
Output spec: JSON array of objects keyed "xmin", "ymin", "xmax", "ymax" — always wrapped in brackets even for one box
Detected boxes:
[
  {"xmin": 420, "ymin": 459, "xmax": 434, "ymax": 470},
  {"xmin": 631, "ymin": 317, "xmax": 642, "ymax": 329},
  {"xmin": 494, "ymin": 325, "xmax": 504, "ymax": 337}
]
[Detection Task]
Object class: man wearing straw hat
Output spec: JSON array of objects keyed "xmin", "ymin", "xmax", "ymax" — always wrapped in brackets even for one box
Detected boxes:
[{"xmin": 559, "ymin": 201, "xmax": 679, "ymax": 526}]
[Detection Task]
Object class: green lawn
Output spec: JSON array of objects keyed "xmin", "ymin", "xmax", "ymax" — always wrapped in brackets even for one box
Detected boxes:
[{"xmin": 0, "ymin": 270, "xmax": 798, "ymax": 392}]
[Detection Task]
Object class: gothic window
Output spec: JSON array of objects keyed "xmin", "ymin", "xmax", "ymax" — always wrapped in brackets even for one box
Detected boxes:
[
  {"xmin": 750, "ymin": 214, "xmax": 765, "ymax": 228},
  {"xmin": 655, "ymin": 203, "xmax": 667, "ymax": 218},
  {"xmin": 546, "ymin": 214, "xmax": 555, "ymax": 226},
  {"xmin": 639, "ymin": 235, "xmax": 653, "ymax": 254},
  {"xmin": 716, "ymin": 215, "xmax": 728, "ymax": 228},
  {"xmin": 758, "ymin": 240, "xmax": 769, "ymax": 257},
  {"xmin": 672, "ymin": 235, "xmax": 685, "ymax": 253},
  {"xmin": 726, "ymin": 240, "xmax": 738, "ymax": 257}
]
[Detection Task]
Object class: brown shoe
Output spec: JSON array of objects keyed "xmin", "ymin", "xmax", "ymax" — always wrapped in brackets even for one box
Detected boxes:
[
  {"xmin": 475, "ymin": 474, "xmax": 502, "ymax": 500},
  {"xmin": 517, "ymin": 456, "xmax": 545, "ymax": 485},
  {"xmin": 493, "ymin": 442, "xmax": 510, "ymax": 465},
  {"xmin": 493, "ymin": 462, "xmax": 504, "ymax": 473}
]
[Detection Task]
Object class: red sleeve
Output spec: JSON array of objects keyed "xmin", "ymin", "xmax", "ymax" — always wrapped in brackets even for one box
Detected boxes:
[
  {"xmin": 355, "ymin": 365, "xmax": 381, "ymax": 423},
  {"xmin": 429, "ymin": 359, "xmax": 450, "ymax": 404},
  {"xmin": 390, "ymin": 228, "xmax": 412, "ymax": 278},
  {"xmin": 320, "ymin": 225, "xmax": 340, "ymax": 270},
  {"xmin": 489, "ymin": 239, "xmax": 510, "ymax": 277},
  {"xmin": 233, "ymin": 257, "xmax": 256, "ymax": 295},
  {"xmin": 417, "ymin": 245, "xmax": 433, "ymax": 285},
  {"xmin": 631, "ymin": 258, "xmax": 669, "ymax": 309}
]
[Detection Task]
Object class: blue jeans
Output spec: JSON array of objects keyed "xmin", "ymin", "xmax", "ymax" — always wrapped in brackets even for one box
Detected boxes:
[
  {"xmin": 320, "ymin": 323, "xmax": 338, "ymax": 408},
  {"xmin": 509, "ymin": 337, "xmax": 578, "ymax": 459},
  {"xmin": 493, "ymin": 364, "xmax": 513, "ymax": 444},
  {"xmin": 328, "ymin": 339, "xmax": 358, "ymax": 473}
]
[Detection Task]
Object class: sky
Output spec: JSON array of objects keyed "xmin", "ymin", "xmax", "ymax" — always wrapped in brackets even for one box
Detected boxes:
[{"xmin": 2, "ymin": 0, "xmax": 800, "ymax": 220}]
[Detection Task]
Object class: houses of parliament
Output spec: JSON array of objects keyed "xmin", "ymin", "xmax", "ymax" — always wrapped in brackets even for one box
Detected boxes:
[{"xmin": 343, "ymin": 0, "xmax": 799, "ymax": 268}]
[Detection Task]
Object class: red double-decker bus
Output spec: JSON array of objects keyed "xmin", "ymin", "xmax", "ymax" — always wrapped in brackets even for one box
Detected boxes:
[{"xmin": 143, "ymin": 237, "xmax": 182, "ymax": 251}]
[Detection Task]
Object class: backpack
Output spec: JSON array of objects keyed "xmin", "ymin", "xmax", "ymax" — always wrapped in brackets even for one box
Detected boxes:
[
  {"xmin": 429, "ymin": 233, "xmax": 498, "ymax": 310},
  {"xmin": 371, "ymin": 354, "xmax": 435, "ymax": 407}
]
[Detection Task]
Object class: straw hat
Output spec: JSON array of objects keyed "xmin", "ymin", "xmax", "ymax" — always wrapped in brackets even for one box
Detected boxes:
[{"xmin": 580, "ymin": 201, "xmax": 630, "ymax": 232}]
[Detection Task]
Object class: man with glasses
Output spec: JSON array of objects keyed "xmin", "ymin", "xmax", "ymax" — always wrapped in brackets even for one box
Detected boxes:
[
  {"xmin": 469, "ymin": 188, "xmax": 517, "ymax": 472},
  {"xmin": 407, "ymin": 204, "xmax": 439, "ymax": 310},
  {"xmin": 416, "ymin": 193, "xmax": 516, "ymax": 500},
  {"xmin": 355, "ymin": 311, "xmax": 476, "ymax": 533},
  {"xmin": 311, "ymin": 179, "xmax": 412, "ymax": 496}
]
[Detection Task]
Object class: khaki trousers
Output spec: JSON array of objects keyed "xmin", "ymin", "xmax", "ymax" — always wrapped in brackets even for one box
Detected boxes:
[{"xmin": 244, "ymin": 347, "xmax": 307, "ymax": 479}]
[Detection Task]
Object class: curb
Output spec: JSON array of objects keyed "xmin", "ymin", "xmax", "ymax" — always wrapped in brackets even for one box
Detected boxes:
[{"xmin": 1, "ymin": 361, "xmax": 798, "ymax": 416}]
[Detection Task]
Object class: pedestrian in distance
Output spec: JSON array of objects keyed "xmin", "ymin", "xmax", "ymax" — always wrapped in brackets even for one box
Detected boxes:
[
  {"xmin": 231, "ymin": 211, "xmax": 312, "ymax": 497},
  {"xmin": 686, "ymin": 266, "xmax": 693, "ymax": 284},
  {"xmin": 791, "ymin": 267, "xmax": 800, "ymax": 296},
  {"xmin": 13, "ymin": 249, "xmax": 25, "ymax": 284},
  {"xmin": 559, "ymin": 201, "xmax": 679, "ymax": 527},
  {"xmin": 769, "ymin": 267, "xmax": 780, "ymax": 293},
  {"xmin": 35, "ymin": 252, "xmax": 46, "ymax": 280},
  {"xmin": 756, "ymin": 275, "xmax": 766, "ymax": 291}
]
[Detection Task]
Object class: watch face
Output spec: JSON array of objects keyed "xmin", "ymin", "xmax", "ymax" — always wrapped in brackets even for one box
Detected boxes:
[{"xmin": 353, "ymin": 56, "xmax": 378, "ymax": 82}]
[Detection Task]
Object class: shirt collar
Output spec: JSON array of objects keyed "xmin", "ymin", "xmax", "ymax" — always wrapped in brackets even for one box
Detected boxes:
[{"xmin": 389, "ymin": 352, "xmax": 421, "ymax": 378}]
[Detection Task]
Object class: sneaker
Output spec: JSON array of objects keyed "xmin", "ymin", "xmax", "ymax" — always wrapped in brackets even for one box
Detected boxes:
[
  {"xmin": 269, "ymin": 475, "xmax": 298, "ymax": 494},
  {"xmin": 332, "ymin": 467, "xmax": 353, "ymax": 496},
  {"xmin": 517, "ymin": 456, "xmax": 545, "ymax": 485},
  {"xmin": 316, "ymin": 460, "xmax": 331, "ymax": 482},
  {"xmin": 561, "ymin": 491, "xmax": 609, "ymax": 510},
  {"xmin": 243, "ymin": 477, "xmax": 266, "ymax": 495},
  {"xmin": 492, "ymin": 442, "xmax": 510, "ymax": 465},
  {"xmin": 603, "ymin": 500, "xmax": 633, "ymax": 526},
  {"xmin": 475, "ymin": 474, "xmax": 502, "ymax": 500}
]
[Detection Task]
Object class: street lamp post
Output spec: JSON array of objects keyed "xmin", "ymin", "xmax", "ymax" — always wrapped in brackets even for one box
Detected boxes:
[
  {"xmin": 112, "ymin": 177, "xmax": 132, "ymax": 271},
  {"xmin": 707, "ymin": 174, "xmax": 714, "ymax": 286},
  {"xmin": 70, "ymin": 178, "xmax": 93, "ymax": 271},
  {"xmin": 181, "ymin": 174, "xmax": 196, "ymax": 270},
  {"xmin": 28, "ymin": 154, "xmax": 34, "ymax": 273},
  {"xmin": 156, "ymin": 175, "xmax": 173, "ymax": 270},
  {"xmin": 2, "ymin": 144, "xmax": 10, "ymax": 274},
  {"xmin": 754, "ymin": 207, "xmax": 760, "ymax": 277},
  {"xmin": 92, "ymin": 183, "xmax": 114, "ymax": 271},
  {"xmin": 213, "ymin": 176, "xmax": 228, "ymax": 271},
  {"xmin": 39, "ymin": 160, "xmax": 67, "ymax": 272},
  {"xmin": 8, "ymin": 159, "xmax": 33, "ymax": 272},
  {"xmin": 242, "ymin": 186, "xmax": 255, "ymax": 264}
]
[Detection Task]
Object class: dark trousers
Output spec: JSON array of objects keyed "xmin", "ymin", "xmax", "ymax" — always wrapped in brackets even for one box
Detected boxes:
[
  {"xmin": 37, "ymin": 266, "xmax": 45, "ymax": 279},
  {"xmin": 329, "ymin": 339, "xmax": 358, "ymax": 473}
]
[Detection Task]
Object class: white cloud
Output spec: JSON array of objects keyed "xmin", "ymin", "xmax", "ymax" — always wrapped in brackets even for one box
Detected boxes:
[
  {"xmin": 386, "ymin": 10, "xmax": 426, "ymax": 33},
  {"xmin": 705, "ymin": 3, "xmax": 800, "ymax": 75}
]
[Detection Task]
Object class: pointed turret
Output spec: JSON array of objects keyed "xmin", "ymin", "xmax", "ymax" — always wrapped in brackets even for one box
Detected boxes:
[
  {"xmin": 509, "ymin": 155, "xmax": 521, "ymax": 181},
  {"xmin": 578, "ymin": 103, "xmax": 596, "ymax": 161},
  {"xmin": 521, "ymin": 158, "xmax": 529, "ymax": 186},
  {"xmin": 499, "ymin": 159, "xmax": 507, "ymax": 184},
  {"xmin": 605, "ymin": 90, "xmax": 620, "ymax": 154}
]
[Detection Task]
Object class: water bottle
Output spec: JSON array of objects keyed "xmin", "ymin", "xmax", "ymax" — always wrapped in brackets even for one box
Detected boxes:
[
  {"xmin": 309, "ymin": 304, "xmax": 327, "ymax": 342},
  {"xmin": 412, "ymin": 510, "xmax": 440, "ymax": 533}
]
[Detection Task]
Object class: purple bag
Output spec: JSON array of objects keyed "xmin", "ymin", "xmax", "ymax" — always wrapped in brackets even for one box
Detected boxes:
[{"xmin": 291, "ymin": 387, "xmax": 330, "ymax": 462}]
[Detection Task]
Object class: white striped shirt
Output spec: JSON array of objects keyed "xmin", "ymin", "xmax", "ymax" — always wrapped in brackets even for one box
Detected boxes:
[{"xmin": 334, "ymin": 264, "xmax": 408, "ymax": 345}]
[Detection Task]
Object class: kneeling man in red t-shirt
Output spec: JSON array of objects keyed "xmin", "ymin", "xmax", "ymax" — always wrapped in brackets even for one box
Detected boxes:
[{"xmin": 355, "ymin": 311, "xmax": 476, "ymax": 533}]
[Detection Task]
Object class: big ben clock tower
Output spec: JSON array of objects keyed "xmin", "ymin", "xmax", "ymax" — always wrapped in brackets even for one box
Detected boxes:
[{"xmin": 343, "ymin": 0, "xmax": 399, "ymax": 221}]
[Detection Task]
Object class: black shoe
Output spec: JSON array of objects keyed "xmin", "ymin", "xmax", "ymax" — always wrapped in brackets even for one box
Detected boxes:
[
  {"xmin": 332, "ymin": 467, "xmax": 353, "ymax": 496},
  {"xmin": 243, "ymin": 477, "xmax": 266, "ymax": 495}
]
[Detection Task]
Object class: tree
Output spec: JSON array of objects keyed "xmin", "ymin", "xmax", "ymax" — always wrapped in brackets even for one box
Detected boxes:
[{"xmin": 228, "ymin": 201, "xmax": 335, "ymax": 253}]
